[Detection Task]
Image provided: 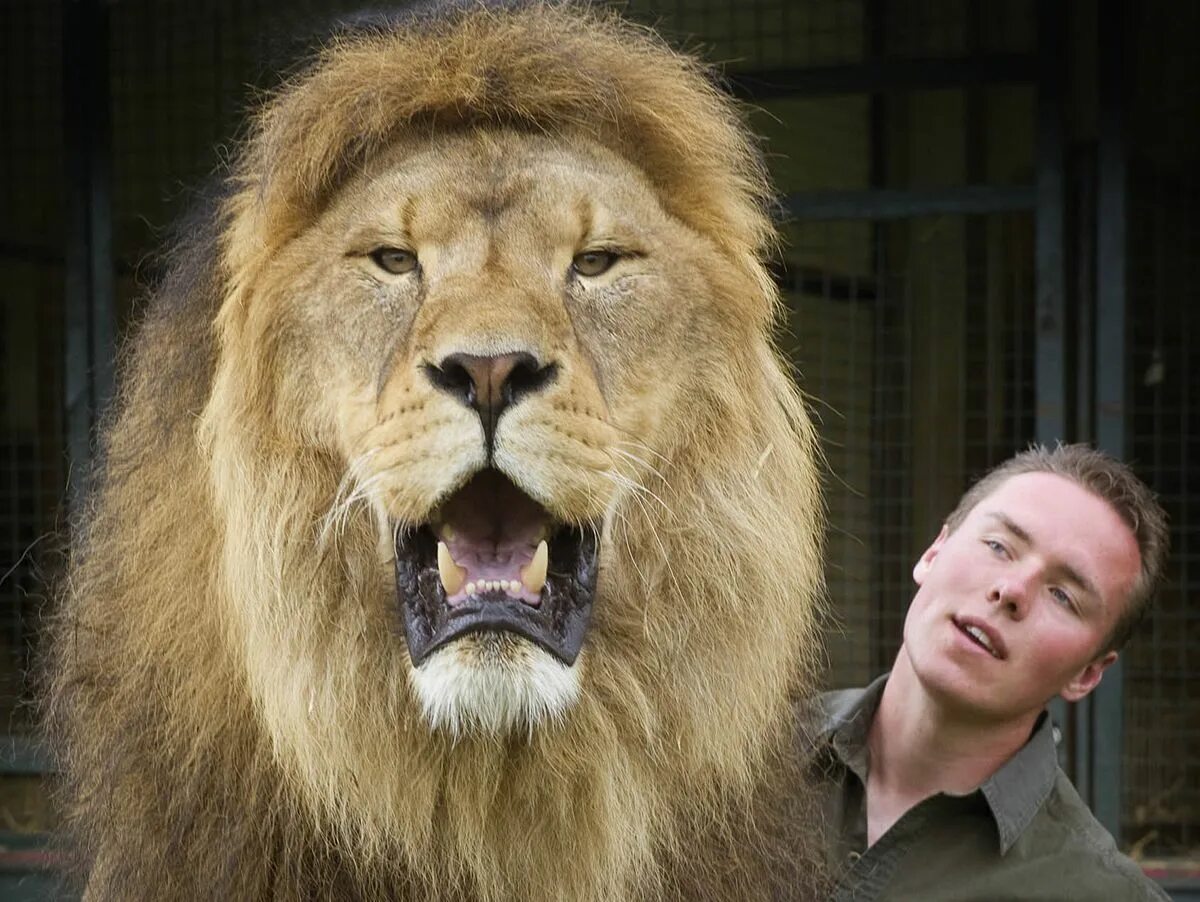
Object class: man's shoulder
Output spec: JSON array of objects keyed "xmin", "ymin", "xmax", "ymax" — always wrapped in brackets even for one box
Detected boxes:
[
  {"xmin": 1007, "ymin": 769, "xmax": 1169, "ymax": 901},
  {"xmin": 802, "ymin": 678, "xmax": 888, "ymax": 735},
  {"xmin": 812, "ymin": 685, "xmax": 869, "ymax": 721}
]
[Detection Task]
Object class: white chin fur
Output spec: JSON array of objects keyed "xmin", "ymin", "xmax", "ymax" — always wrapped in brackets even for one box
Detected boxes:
[{"xmin": 408, "ymin": 633, "xmax": 581, "ymax": 736}]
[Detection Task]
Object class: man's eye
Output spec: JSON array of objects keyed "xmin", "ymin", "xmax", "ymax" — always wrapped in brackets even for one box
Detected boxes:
[
  {"xmin": 984, "ymin": 539, "xmax": 1007, "ymax": 557},
  {"xmin": 369, "ymin": 247, "xmax": 418, "ymax": 275},
  {"xmin": 572, "ymin": 250, "xmax": 618, "ymax": 278},
  {"xmin": 1050, "ymin": 587, "xmax": 1074, "ymax": 609}
]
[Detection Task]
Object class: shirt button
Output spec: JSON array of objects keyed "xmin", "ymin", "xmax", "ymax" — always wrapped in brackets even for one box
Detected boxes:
[{"xmin": 847, "ymin": 851, "xmax": 861, "ymax": 864}]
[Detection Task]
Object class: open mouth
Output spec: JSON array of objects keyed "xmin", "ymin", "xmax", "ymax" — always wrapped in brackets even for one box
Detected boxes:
[
  {"xmin": 953, "ymin": 617, "xmax": 1005, "ymax": 660},
  {"xmin": 395, "ymin": 468, "xmax": 599, "ymax": 666}
]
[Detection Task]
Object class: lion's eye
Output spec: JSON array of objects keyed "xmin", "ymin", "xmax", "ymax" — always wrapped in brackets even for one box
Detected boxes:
[
  {"xmin": 571, "ymin": 250, "xmax": 618, "ymax": 278},
  {"xmin": 369, "ymin": 247, "xmax": 418, "ymax": 275}
]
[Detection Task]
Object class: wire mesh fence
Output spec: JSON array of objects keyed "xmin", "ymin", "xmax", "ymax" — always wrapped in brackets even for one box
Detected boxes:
[
  {"xmin": 0, "ymin": 2, "xmax": 66, "ymax": 742},
  {"xmin": 778, "ymin": 212, "xmax": 1036, "ymax": 689},
  {"xmin": 1124, "ymin": 161, "xmax": 1200, "ymax": 868}
]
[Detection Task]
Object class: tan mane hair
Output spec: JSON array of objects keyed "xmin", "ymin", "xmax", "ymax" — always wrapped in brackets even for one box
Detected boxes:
[{"xmin": 45, "ymin": 3, "xmax": 828, "ymax": 900}]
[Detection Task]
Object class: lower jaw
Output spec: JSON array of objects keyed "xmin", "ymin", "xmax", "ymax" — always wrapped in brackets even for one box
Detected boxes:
[
  {"xmin": 396, "ymin": 525, "xmax": 599, "ymax": 666},
  {"xmin": 408, "ymin": 635, "xmax": 583, "ymax": 734}
]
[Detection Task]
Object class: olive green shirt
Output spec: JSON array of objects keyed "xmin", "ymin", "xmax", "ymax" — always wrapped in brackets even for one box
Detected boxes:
[{"xmin": 809, "ymin": 676, "xmax": 1169, "ymax": 901}]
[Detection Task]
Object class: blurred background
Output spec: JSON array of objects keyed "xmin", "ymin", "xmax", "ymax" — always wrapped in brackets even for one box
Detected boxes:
[{"xmin": 1, "ymin": 0, "xmax": 1197, "ymax": 898}]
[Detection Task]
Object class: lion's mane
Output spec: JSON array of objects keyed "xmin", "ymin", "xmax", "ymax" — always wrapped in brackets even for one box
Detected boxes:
[{"xmin": 45, "ymin": 4, "xmax": 828, "ymax": 900}]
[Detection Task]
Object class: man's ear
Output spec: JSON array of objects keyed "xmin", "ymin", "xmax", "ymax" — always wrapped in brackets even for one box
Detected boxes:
[
  {"xmin": 913, "ymin": 524, "xmax": 950, "ymax": 586},
  {"xmin": 1060, "ymin": 651, "xmax": 1119, "ymax": 702}
]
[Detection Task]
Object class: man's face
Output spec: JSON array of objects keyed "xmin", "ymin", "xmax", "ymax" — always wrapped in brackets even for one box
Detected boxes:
[{"xmin": 900, "ymin": 471, "xmax": 1141, "ymax": 722}]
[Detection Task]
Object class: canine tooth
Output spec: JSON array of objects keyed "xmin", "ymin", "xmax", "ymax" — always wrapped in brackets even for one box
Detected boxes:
[
  {"xmin": 521, "ymin": 540, "xmax": 548, "ymax": 594},
  {"xmin": 437, "ymin": 542, "xmax": 466, "ymax": 596},
  {"xmin": 465, "ymin": 581, "xmax": 476, "ymax": 596}
]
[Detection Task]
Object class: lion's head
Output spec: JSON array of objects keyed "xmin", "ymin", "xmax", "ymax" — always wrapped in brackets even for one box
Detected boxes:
[{"xmin": 48, "ymin": 5, "xmax": 827, "ymax": 900}]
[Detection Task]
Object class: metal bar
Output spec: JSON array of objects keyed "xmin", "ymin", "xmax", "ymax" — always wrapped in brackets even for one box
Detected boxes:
[
  {"xmin": 964, "ymin": 0, "xmax": 993, "ymax": 456},
  {"xmin": 864, "ymin": 0, "xmax": 893, "ymax": 675},
  {"xmin": 62, "ymin": 0, "xmax": 116, "ymax": 519},
  {"xmin": 1091, "ymin": 0, "xmax": 1129, "ymax": 839},
  {"xmin": 0, "ymin": 735, "xmax": 53, "ymax": 776},
  {"xmin": 0, "ymin": 242, "xmax": 62, "ymax": 266},
  {"xmin": 63, "ymin": 0, "xmax": 93, "ymax": 518},
  {"xmin": 1033, "ymin": 0, "xmax": 1072, "ymax": 757},
  {"xmin": 87, "ymin": 0, "xmax": 116, "ymax": 425},
  {"xmin": 729, "ymin": 53, "xmax": 1036, "ymax": 99},
  {"xmin": 1034, "ymin": 0, "xmax": 1068, "ymax": 447},
  {"xmin": 1161, "ymin": 885, "xmax": 1200, "ymax": 902},
  {"xmin": 783, "ymin": 185, "xmax": 1035, "ymax": 222}
]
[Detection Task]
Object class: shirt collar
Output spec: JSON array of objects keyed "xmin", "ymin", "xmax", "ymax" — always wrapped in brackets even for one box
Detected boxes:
[
  {"xmin": 811, "ymin": 673, "xmax": 889, "ymax": 784},
  {"xmin": 813, "ymin": 673, "xmax": 1059, "ymax": 856},
  {"xmin": 978, "ymin": 709, "xmax": 1059, "ymax": 854}
]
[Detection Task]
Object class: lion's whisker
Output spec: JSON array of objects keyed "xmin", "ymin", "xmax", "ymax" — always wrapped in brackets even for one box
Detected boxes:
[
  {"xmin": 605, "ymin": 459, "xmax": 676, "ymax": 522},
  {"xmin": 609, "ymin": 445, "xmax": 668, "ymax": 485},
  {"xmin": 612, "ymin": 437, "xmax": 672, "ymax": 467},
  {"xmin": 318, "ymin": 449, "xmax": 394, "ymax": 550},
  {"xmin": 600, "ymin": 470, "xmax": 682, "ymax": 604}
]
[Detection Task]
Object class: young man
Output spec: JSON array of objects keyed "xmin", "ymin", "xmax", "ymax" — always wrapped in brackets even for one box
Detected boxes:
[{"xmin": 809, "ymin": 444, "xmax": 1170, "ymax": 901}]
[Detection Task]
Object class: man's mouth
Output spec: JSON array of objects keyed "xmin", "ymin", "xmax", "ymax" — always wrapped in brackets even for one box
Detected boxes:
[
  {"xmin": 953, "ymin": 616, "xmax": 1006, "ymax": 660},
  {"xmin": 395, "ymin": 468, "xmax": 599, "ymax": 666}
]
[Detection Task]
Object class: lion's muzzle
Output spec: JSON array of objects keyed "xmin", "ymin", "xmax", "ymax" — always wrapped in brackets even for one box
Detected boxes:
[
  {"xmin": 395, "ymin": 468, "xmax": 599, "ymax": 666},
  {"xmin": 423, "ymin": 351, "xmax": 558, "ymax": 454}
]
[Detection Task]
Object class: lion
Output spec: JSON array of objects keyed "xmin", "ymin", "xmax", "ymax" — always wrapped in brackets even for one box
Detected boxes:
[{"xmin": 44, "ymin": 3, "xmax": 828, "ymax": 900}]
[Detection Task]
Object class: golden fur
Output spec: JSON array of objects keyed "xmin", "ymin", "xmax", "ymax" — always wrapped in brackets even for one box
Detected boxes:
[{"xmin": 45, "ymin": 4, "xmax": 828, "ymax": 899}]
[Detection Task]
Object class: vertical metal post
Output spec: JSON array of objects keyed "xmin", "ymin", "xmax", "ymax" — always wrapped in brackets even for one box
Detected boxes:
[
  {"xmin": 1035, "ymin": 0, "xmax": 1068, "ymax": 446},
  {"xmin": 1091, "ymin": 0, "xmax": 1129, "ymax": 840},
  {"xmin": 1034, "ymin": 1, "xmax": 1072, "ymax": 753},
  {"xmin": 865, "ymin": 0, "xmax": 891, "ymax": 675},
  {"xmin": 63, "ymin": 0, "xmax": 116, "ymax": 517}
]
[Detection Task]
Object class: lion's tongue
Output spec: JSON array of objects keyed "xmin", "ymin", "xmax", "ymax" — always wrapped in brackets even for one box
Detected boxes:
[
  {"xmin": 434, "ymin": 469, "xmax": 549, "ymax": 605},
  {"xmin": 440, "ymin": 537, "xmax": 543, "ymax": 605}
]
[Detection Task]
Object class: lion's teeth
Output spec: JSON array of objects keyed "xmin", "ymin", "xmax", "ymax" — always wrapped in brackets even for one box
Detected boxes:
[
  {"xmin": 521, "ymin": 540, "xmax": 548, "ymax": 594},
  {"xmin": 437, "ymin": 542, "xmax": 466, "ymax": 596}
]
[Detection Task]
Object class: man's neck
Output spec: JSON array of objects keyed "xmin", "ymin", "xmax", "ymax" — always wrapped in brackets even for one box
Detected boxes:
[{"xmin": 863, "ymin": 653, "xmax": 1040, "ymax": 843}]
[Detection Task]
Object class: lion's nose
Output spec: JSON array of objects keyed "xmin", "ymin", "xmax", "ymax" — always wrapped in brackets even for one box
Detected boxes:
[{"xmin": 425, "ymin": 352, "xmax": 557, "ymax": 447}]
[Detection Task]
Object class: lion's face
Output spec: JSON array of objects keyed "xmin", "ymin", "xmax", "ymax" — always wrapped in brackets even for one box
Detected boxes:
[{"xmin": 235, "ymin": 129, "xmax": 740, "ymax": 734}]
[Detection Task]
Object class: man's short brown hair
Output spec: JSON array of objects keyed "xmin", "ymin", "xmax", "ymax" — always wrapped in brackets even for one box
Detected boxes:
[{"xmin": 943, "ymin": 443, "xmax": 1168, "ymax": 651}]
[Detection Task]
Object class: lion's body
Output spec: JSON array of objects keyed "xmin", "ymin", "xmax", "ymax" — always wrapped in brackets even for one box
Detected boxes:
[{"xmin": 45, "ymin": 4, "xmax": 828, "ymax": 900}]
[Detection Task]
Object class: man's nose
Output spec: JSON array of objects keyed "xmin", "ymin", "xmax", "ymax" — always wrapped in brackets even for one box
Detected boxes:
[{"xmin": 988, "ymin": 574, "xmax": 1033, "ymax": 618}]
